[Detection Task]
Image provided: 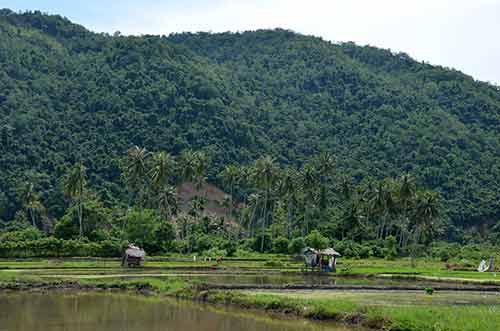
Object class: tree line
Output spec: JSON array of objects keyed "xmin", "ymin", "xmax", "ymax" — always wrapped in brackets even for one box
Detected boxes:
[
  {"xmin": 2, "ymin": 146, "xmax": 441, "ymax": 262},
  {"xmin": 0, "ymin": 10, "xmax": 497, "ymax": 248}
]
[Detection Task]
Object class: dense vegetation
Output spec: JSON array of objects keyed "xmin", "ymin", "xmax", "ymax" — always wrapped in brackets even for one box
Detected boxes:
[
  {"xmin": 0, "ymin": 145, "xmax": 471, "ymax": 261},
  {"xmin": 0, "ymin": 9, "xmax": 499, "ymax": 255}
]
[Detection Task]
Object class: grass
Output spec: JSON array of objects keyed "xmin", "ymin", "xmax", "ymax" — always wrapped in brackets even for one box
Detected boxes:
[
  {"xmin": 375, "ymin": 305, "xmax": 500, "ymax": 331},
  {"xmin": 238, "ymin": 291, "xmax": 500, "ymax": 330},
  {"xmin": 1, "ymin": 257, "xmax": 499, "ymax": 331}
]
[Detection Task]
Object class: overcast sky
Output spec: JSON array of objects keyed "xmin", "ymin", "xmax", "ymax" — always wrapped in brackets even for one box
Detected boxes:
[{"xmin": 2, "ymin": 0, "xmax": 500, "ymax": 84}]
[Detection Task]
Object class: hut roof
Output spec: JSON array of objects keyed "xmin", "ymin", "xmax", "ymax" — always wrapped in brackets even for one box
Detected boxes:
[
  {"xmin": 303, "ymin": 247, "xmax": 318, "ymax": 255},
  {"xmin": 125, "ymin": 245, "xmax": 146, "ymax": 258},
  {"xmin": 318, "ymin": 248, "xmax": 341, "ymax": 256}
]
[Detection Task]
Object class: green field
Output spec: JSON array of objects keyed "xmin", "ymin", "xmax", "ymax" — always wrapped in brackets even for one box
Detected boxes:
[{"xmin": 1, "ymin": 257, "xmax": 499, "ymax": 331}]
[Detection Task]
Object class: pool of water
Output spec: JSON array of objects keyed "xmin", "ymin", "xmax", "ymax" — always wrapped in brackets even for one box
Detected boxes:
[
  {"xmin": 35, "ymin": 270, "xmax": 475, "ymax": 287},
  {"xmin": 0, "ymin": 292, "xmax": 359, "ymax": 331}
]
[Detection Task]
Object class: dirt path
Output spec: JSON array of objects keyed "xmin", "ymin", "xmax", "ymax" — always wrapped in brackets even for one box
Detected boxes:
[{"xmin": 203, "ymin": 283, "xmax": 500, "ymax": 292}]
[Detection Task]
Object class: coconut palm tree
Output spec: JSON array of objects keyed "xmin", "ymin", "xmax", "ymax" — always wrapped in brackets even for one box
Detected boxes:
[
  {"xmin": 125, "ymin": 146, "xmax": 150, "ymax": 208},
  {"xmin": 279, "ymin": 168, "xmax": 299, "ymax": 239},
  {"xmin": 340, "ymin": 176, "xmax": 354, "ymax": 201},
  {"xmin": 65, "ymin": 162, "xmax": 87, "ymax": 237},
  {"xmin": 409, "ymin": 191, "xmax": 440, "ymax": 267},
  {"xmin": 179, "ymin": 150, "xmax": 197, "ymax": 183},
  {"xmin": 150, "ymin": 151, "xmax": 175, "ymax": 191},
  {"xmin": 157, "ymin": 185, "xmax": 178, "ymax": 220},
  {"xmin": 220, "ymin": 164, "xmax": 240, "ymax": 218},
  {"xmin": 193, "ymin": 151, "xmax": 209, "ymax": 193},
  {"xmin": 179, "ymin": 150, "xmax": 208, "ymax": 191},
  {"xmin": 246, "ymin": 192, "xmax": 261, "ymax": 237},
  {"xmin": 252, "ymin": 156, "xmax": 278, "ymax": 251},
  {"xmin": 180, "ymin": 150, "xmax": 209, "ymax": 228},
  {"xmin": 20, "ymin": 182, "xmax": 43, "ymax": 228},
  {"xmin": 315, "ymin": 152, "xmax": 335, "ymax": 221},
  {"xmin": 315, "ymin": 152, "xmax": 336, "ymax": 180},
  {"xmin": 399, "ymin": 174, "xmax": 416, "ymax": 204},
  {"xmin": 397, "ymin": 173, "xmax": 416, "ymax": 247},
  {"xmin": 368, "ymin": 181, "xmax": 393, "ymax": 239},
  {"xmin": 300, "ymin": 163, "xmax": 318, "ymax": 236},
  {"xmin": 342, "ymin": 202, "xmax": 365, "ymax": 240}
]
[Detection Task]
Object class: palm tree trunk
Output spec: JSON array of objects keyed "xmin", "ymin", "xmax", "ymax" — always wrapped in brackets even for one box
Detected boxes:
[
  {"xmin": 287, "ymin": 198, "xmax": 293, "ymax": 239},
  {"xmin": 410, "ymin": 230, "xmax": 419, "ymax": 268},
  {"xmin": 250, "ymin": 208, "xmax": 256, "ymax": 237},
  {"xmin": 305, "ymin": 205, "xmax": 309, "ymax": 236},
  {"xmin": 260, "ymin": 190, "xmax": 268, "ymax": 252},
  {"xmin": 229, "ymin": 184, "xmax": 234, "ymax": 219},
  {"xmin": 78, "ymin": 196, "xmax": 83, "ymax": 238},
  {"xmin": 29, "ymin": 208, "xmax": 35, "ymax": 227},
  {"xmin": 249, "ymin": 197, "xmax": 259, "ymax": 237}
]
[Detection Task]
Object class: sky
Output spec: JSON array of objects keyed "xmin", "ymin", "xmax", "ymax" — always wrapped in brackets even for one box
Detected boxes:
[{"xmin": 2, "ymin": 0, "xmax": 500, "ymax": 84}]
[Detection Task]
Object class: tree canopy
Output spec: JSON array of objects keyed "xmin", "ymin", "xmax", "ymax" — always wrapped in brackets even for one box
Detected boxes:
[{"xmin": 0, "ymin": 10, "xmax": 498, "ymax": 240}]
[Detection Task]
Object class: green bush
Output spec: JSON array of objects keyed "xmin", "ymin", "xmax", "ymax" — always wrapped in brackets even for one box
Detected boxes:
[
  {"xmin": 252, "ymin": 232, "xmax": 272, "ymax": 253},
  {"xmin": 172, "ymin": 239, "xmax": 189, "ymax": 254},
  {"xmin": 288, "ymin": 237, "xmax": 306, "ymax": 254},
  {"xmin": 0, "ymin": 226, "xmax": 42, "ymax": 242},
  {"xmin": 332, "ymin": 240, "xmax": 361, "ymax": 258},
  {"xmin": 305, "ymin": 230, "xmax": 329, "ymax": 249},
  {"xmin": 204, "ymin": 247, "xmax": 227, "ymax": 257},
  {"xmin": 220, "ymin": 239, "xmax": 237, "ymax": 257},
  {"xmin": 0, "ymin": 238, "xmax": 121, "ymax": 258},
  {"xmin": 384, "ymin": 235, "xmax": 398, "ymax": 260},
  {"xmin": 195, "ymin": 234, "xmax": 212, "ymax": 252},
  {"xmin": 358, "ymin": 245, "xmax": 374, "ymax": 258},
  {"xmin": 121, "ymin": 208, "xmax": 174, "ymax": 254},
  {"xmin": 272, "ymin": 236, "xmax": 290, "ymax": 254}
]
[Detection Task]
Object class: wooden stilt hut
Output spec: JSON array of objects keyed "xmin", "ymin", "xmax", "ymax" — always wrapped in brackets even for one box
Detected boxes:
[
  {"xmin": 317, "ymin": 248, "xmax": 341, "ymax": 272},
  {"xmin": 121, "ymin": 244, "xmax": 145, "ymax": 267},
  {"xmin": 303, "ymin": 247, "xmax": 341, "ymax": 272}
]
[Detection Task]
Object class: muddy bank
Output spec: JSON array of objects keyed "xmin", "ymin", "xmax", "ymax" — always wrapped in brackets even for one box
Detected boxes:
[
  {"xmin": 0, "ymin": 280, "xmax": 156, "ymax": 295},
  {"xmin": 201, "ymin": 283, "xmax": 500, "ymax": 292}
]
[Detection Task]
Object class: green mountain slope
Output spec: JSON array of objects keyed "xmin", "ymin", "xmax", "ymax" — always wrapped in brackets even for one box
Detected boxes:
[{"xmin": 0, "ymin": 10, "xmax": 498, "ymax": 233}]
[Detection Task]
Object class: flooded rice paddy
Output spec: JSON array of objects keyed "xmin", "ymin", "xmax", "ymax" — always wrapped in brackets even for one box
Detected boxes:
[{"xmin": 0, "ymin": 292, "xmax": 359, "ymax": 331}]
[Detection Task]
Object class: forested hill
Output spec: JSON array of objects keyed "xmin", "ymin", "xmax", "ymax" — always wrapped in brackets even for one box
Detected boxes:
[{"xmin": 0, "ymin": 10, "xmax": 498, "ymax": 232}]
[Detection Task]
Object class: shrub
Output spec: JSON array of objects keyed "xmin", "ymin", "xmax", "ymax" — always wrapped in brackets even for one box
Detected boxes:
[
  {"xmin": 219, "ymin": 239, "xmax": 237, "ymax": 257},
  {"xmin": 272, "ymin": 236, "xmax": 290, "ymax": 254},
  {"xmin": 384, "ymin": 235, "xmax": 398, "ymax": 260},
  {"xmin": 171, "ymin": 239, "xmax": 189, "ymax": 254},
  {"xmin": 333, "ymin": 240, "xmax": 362, "ymax": 258},
  {"xmin": 430, "ymin": 242, "xmax": 460, "ymax": 261},
  {"xmin": 0, "ymin": 226, "xmax": 42, "ymax": 242},
  {"xmin": 304, "ymin": 230, "xmax": 329, "ymax": 249},
  {"xmin": 195, "ymin": 234, "xmax": 212, "ymax": 252},
  {"xmin": 288, "ymin": 237, "xmax": 306, "ymax": 254},
  {"xmin": 121, "ymin": 208, "xmax": 174, "ymax": 254},
  {"xmin": 204, "ymin": 247, "xmax": 227, "ymax": 257},
  {"xmin": 252, "ymin": 232, "xmax": 272, "ymax": 252},
  {"xmin": 0, "ymin": 238, "xmax": 121, "ymax": 257},
  {"xmin": 358, "ymin": 245, "xmax": 373, "ymax": 258}
]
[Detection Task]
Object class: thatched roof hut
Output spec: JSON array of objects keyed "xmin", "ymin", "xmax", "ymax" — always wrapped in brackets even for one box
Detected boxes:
[
  {"xmin": 318, "ymin": 248, "xmax": 341, "ymax": 257},
  {"xmin": 121, "ymin": 244, "xmax": 145, "ymax": 267},
  {"xmin": 303, "ymin": 247, "xmax": 340, "ymax": 272}
]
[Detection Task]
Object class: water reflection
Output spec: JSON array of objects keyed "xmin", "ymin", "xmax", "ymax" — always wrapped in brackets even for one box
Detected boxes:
[{"xmin": 0, "ymin": 292, "xmax": 358, "ymax": 331}]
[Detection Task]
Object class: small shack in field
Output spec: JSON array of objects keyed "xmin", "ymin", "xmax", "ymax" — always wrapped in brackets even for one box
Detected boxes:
[
  {"xmin": 121, "ymin": 244, "xmax": 145, "ymax": 267},
  {"xmin": 303, "ymin": 247, "xmax": 341, "ymax": 272},
  {"xmin": 318, "ymin": 248, "xmax": 341, "ymax": 272},
  {"xmin": 477, "ymin": 257, "xmax": 495, "ymax": 272}
]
